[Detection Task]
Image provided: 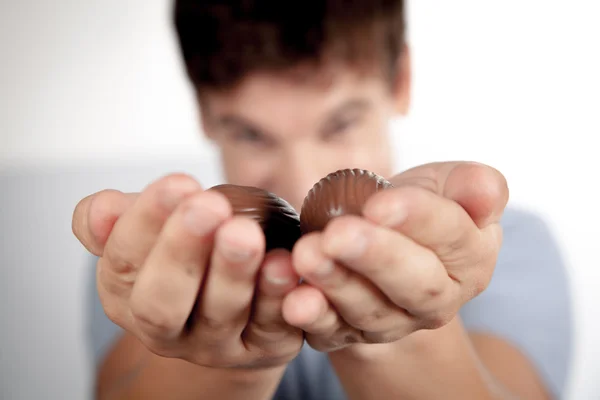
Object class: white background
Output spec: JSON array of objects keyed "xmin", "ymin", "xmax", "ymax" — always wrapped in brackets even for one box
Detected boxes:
[{"xmin": 1, "ymin": 1, "xmax": 599, "ymax": 399}]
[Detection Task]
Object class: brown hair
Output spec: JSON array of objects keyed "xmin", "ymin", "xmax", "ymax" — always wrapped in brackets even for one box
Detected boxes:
[{"xmin": 173, "ymin": 0, "xmax": 406, "ymax": 91}]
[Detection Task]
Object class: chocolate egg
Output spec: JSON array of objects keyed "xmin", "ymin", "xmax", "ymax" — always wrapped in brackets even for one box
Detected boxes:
[
  {"xmin": 300, "ymin": 169, "xmax": 393, "ymax": 234},
  {"xmin": 209, "ymin": 184, "xmax": 301, "ymax": 252}
]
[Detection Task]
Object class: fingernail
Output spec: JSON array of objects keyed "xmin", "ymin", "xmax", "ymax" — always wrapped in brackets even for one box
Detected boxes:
[
  {"xmin": 265, "ymin": 267, "xmax": 292, "ymax": 285},
  {"xmin": 369, "ymin": 200, "xmax": 408, "ymax": 227},
  {"xmin": 184, "ymin": 205, "xmax": 222, "ymax": 237},
  {"xmin": 325, "ymin": 230, "xmax": 368, "ymax": 261}
]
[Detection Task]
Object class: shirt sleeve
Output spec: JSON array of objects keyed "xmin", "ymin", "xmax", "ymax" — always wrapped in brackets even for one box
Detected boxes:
[{"xmin": 459, "ymin": 207, "xmax": 573, "ymax": 398}]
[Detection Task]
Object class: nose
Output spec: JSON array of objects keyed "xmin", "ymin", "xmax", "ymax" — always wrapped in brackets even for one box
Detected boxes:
[{"xmin": 272, "ymin": 146, "xmax": 329, "ymax": 211}]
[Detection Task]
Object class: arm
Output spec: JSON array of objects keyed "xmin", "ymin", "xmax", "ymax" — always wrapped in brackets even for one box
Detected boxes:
[
  {"xmin": 76, "ymin": 178, "xmax": 305, "ymax": 400},
  {"xmin": 96, "ymin": 333, "xmax": 285, "ymax": 400},
  {"xmin": 328, "ymin": 318, "xmax": 541, "ymax": 400},
  {"xmin": 280, "ymin": 163, "xmax": 571, "ymax": 400},
  {"xmin": 88, "ymin": 261, "xmax": 286, "ymax": 400},
  {"xmin": 327, "ymin": 208, "xmax": 571, "ymax": 400}
]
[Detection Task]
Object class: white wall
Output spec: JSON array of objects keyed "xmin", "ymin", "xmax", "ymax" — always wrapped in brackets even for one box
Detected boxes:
[
  {"xmin": 1, "ymin": 1, "xmax": 599, "ymax": 399},
  {"xmin": 0, "ymin": 0, "xmax": 211, "ymax": 167}
]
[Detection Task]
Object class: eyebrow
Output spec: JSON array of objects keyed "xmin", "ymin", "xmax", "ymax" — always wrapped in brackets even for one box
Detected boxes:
[
  {"xmin": 216, "ymin": 114, "xmax": 273, "ymax": 137},
  {"xmin": 214, "ymin": 98, "xmax": 371, "ymax": 136}
]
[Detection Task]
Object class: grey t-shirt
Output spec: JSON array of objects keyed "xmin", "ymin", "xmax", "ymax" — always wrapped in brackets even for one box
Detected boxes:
[{"xmin": 86, "ymin": 207, "xmax": 572, "ymax": 399}]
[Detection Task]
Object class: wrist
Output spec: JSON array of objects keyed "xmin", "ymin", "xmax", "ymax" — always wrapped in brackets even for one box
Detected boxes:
[
  {"xmin": 211, "ymin": 364, "xmax": 288, "ymax": 387},
  {"xmin": 329, "ymin": 317, "xmax": 461, "ymax": 364},
  {"xmin": 113, "ymin": 352, "xmax": 288, "ymax": 400},
  {"xmin": 328, "ymin": 331, "xmax": 435, "ymax": 365},
  {"xmin": 327, "ymin": 318, "xmax": 500, "ymax": 400}
]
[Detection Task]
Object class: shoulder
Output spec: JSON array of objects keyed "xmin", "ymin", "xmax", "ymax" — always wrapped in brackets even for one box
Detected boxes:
[
  {"xmin": 482, "ymin": 206, "xmax": 571, "ymax": 303},
  {"xmin": 499, "ymin": 207, "xmax": 564, "ymax": 262},
  {"xmin": 460, "ymin": 206, "xmax": 573, "ymax": 397}
]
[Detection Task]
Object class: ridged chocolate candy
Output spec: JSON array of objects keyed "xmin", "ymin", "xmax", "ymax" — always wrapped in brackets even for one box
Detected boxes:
[
  {"xmin": 300, "ymin": 169, "xmax": 393, "ymax": 234},
  {"xmin": 209, "ymin": 184, "xmax": 301, "ymax": 252}
]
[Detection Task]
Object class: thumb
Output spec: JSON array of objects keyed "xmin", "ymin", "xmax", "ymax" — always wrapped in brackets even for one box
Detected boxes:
[
  {"xmin": 72, "ymin": 190, "xmax": 138, "ymax": 256},
  {"xmin": 389, "ymin": 161, "xmax": 509, "ymax": 228}
]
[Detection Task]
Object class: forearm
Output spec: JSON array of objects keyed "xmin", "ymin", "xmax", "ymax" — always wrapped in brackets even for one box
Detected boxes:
[
  {"xmin": 328, "ymin": 317, "xmax": 515, "ymax": 400},
  {"xmin": 97, "ymin": 333, "xmax": 286, "ymax": 400}
]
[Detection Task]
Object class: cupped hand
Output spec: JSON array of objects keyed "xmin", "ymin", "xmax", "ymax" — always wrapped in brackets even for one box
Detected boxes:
[
  {"xmin": 281, "ymin": 162, "xmax": 509, "ymax": 352},
  {"xmin": 73, "ymin": 174, "xmax": 304, "ymax": 369}
]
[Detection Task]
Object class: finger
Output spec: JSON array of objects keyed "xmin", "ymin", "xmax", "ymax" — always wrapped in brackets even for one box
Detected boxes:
[
  {"xmin": 282, "ymin": 286, "xmax": 359, "ymax": 352},
  {"xmin": 193, "ymin": 216, "xmax": 265, "ymax": 345},
  {"xmin": 243, "ymin": 250, "xmax": 303, "ymax": 355},
  {"xmin": 293, "ymin": 233, "xmax": 408, "ymax": 334},
  {"xmin": 389, "ymin": 162, "xmax": 509, "ymax": 228},
  {"xmin": 96, "ymin": 256, "xmax": 132, "ymax": 329},
  {"xmin": 321, "ymin": 216, "xmax": 458, "ymax": 322},
  {"xmin": 104, "ymin": 174, "xmax": 201, "ymax": 272},
  {"xmin": 363, "ymin": 185, "xmax": 488, "ymax": 264},
  {"xmin": 72, "ymin": 190, "xmax": 137, "ymax": 256},
  {"xmin": 129, "ymin": 190, "xmax": 231, "ymax": 345},
  {"xmin": 282, "ymin": 285, "xmax": 332, "ymax": 329}
]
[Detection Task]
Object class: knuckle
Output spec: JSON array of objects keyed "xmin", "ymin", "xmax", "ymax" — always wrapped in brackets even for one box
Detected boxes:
[
  {"xmin": 350, "ymin": 307, "xmax": 393, "ymax": 331},
  {"xmin": 157, "ymin": 173, "xmax": 201, "ymax": 192},
  {"xmin": 361, "ymin": 330, "xmax": 403, "ymax": 344},
  {"xmin": 398, "ymin": 279, "xmax": 443, "ymax": 312},
  {"xmin": 467, "ymin": 249, "xmax": 497, "ymax": 298},
  {"xmin": 101, "ymin": 300, "xmax": 124, "ymax": 327},
  {"xmin": 437, "ymin": 230, "xmax": 473, "ymax": 264},
  {"xmin": 322, "ymin": 265, "xmax": 351, "ymax": 289},
  {"xmin": 195, "ymin": 314, "xmax": 234, "ymax": 334},
  {"xmin": 97, "ymin": 258, "xmax": 135, "ymax": 296},
  {"xmin": 395, "ymin": 185, "xmax": 432, "ymax": 201},
  {"xmin": 307, "ymin": 329, "xmax": 361, "ymax": 352},
  {"xmin": 323, "ymin": 215, "xmax": 361, "ymax": 238},
  {"xmin": 424, "ymin": 281, "xmax": 445, "ymax": 300},
  {"xmin": 247, "ymin": 320, "xmax": 294, "ymax": 343},
  {"xmin": 471, "ymin": 275, "xmax": 491, "ymax": 298},
  {"xmin": 131, "ymin": 300, "xmax": 182, "ymax": 337},
  {"xmin": 421, "ymin": 312, "xmax": 453, "ymax": 330},
  {"xmin": 103, "ymin": 243, "xmax": 137, "ymax": 276},
  {"xmin": 143, "ymin": 338, "xmax": 181, "ymax": 359},
  {"xmin": 148, "ymin": 174, "xmax": 202, "ymax": 212},
  {"xmin": 391, "ymin": 170, "xmax": 439, "ymax": 194}
]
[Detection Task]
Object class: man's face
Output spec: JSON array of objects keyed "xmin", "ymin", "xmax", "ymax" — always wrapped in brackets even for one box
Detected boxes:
[{"xmin": 200, "ymin": 63, "xmax": 409, "ymax": 211}]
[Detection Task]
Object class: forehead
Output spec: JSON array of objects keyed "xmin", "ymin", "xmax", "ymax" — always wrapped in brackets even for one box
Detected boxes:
[{"xmin": 201, "ymin": 65, "xmax": 390, "ymax": 126}]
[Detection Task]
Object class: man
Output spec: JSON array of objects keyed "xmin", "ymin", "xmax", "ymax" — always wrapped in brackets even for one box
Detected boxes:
[{"xmin": 74, "ymin": 1, "xmax": 572, "ymax": 399}]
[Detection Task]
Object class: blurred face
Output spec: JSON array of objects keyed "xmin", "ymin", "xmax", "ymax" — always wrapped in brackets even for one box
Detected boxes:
[{"xmin": 200, "ymin": 57, "xmax": 410, "ymax": 211}]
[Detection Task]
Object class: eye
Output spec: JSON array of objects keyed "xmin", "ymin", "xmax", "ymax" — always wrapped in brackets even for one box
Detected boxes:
[
  {"xmin": 322, "ymin": 116, "xmax": 359, "ymax": 141},
  {"xmin": 233, "ymin": 128, "xmax": 265, "ymax": 144}
]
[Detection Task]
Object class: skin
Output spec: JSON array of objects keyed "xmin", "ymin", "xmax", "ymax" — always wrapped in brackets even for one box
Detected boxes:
[{"xmin": 73, "ymin": 48, "xmax": 551, "ymax": 399}]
